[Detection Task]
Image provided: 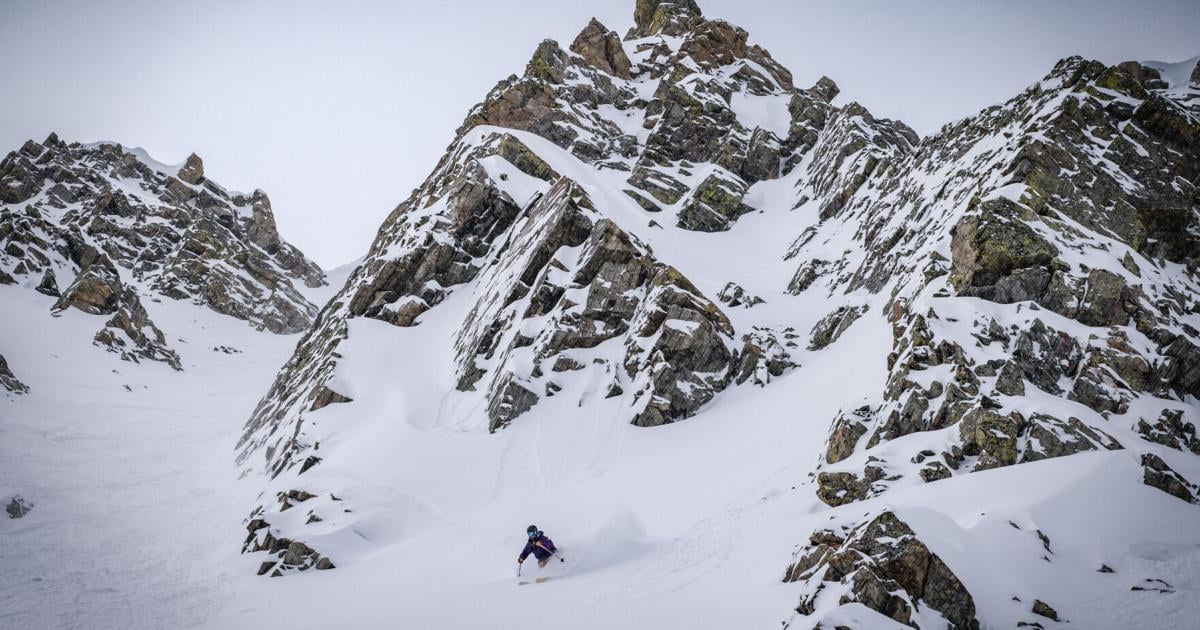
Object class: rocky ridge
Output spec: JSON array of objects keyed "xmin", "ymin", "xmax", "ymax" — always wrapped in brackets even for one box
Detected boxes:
[
  {"xmin": 232, "ymin": 1, "xmax": 1200, "ymax": 627},
  {"xmin": 809, "ymin": 56, "xmax": 1200, "ymax": 501},
  {"xmin": 0, "ymin": 136, "xmax": 327, "ymax": 370}
]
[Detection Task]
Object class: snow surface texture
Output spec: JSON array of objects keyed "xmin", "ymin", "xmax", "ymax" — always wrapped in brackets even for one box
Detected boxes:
[{"xmin": 4, "ymin": 1, "xmax": 1200, "ymax": 629}]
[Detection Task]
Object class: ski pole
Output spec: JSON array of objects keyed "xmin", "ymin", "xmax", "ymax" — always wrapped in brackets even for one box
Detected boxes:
[{"xmin": 535, "ymin": 542, "xmax": 566, "ymax": 562}]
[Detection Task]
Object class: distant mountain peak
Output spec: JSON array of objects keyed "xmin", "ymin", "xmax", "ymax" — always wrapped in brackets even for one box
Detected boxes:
[{"xmin": 0, "ymin": 135, "xmax": 327, "ymax": 372}]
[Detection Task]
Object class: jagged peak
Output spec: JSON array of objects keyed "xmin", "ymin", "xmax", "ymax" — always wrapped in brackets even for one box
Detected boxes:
[
  {"xmin": 525, "ymin": 38, "xmax": 570, "ymax": 83},
  {"xmin": 570, "ymin": 17, "xmax": 633, "ymax": 79},
  {"xmin": 0, "ymin": 133, "xmax": 327, "ymax": 332},
  {"xmin": 177, "ymin": 152, "xmax": 205, "ymax": 184},
  {"xmin": 1034, "ymin": 54, "xmax": 1193, "ymax": 101},
  {"xmin": 807, "ymin": 76, "xmax": 840, "ymax": 103},
  {"xmin": 630, "ymin": 0, "xmax": 703, "ymax": 39},
  {"xmin": 580, "ymin": 16, "xmax": 611, "ymax": 33}
]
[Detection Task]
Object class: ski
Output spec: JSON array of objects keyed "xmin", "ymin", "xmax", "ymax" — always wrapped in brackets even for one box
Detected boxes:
[{"xmin": 517, "ymin": 577, "xmax": 552, "ymax": 586}]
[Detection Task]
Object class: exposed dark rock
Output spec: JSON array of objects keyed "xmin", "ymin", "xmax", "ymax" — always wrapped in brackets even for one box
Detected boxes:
[
  {"xmin": 787, "ymin": 511, "xmax": 979, "ymax": 630},
  {"xmin": 1069, "ymin": 338, "xmax": 1151, "ymax": 414},
  {"xmin": 950, "ymin": 198, "xmax": 1058, "ymax": 293},
  {"xmin": 35, "ymin": 269, "xmax": 59, "ymax": 296},
  {"xmin": 734, "ymin": 328, "xmax": 795, "ymax": 386},
  {"xmin": 816, "ymin": 471, "xmax": 869, "ymax": 507},
  {"xmin": 6, "ymin": 496, "xmax": 32, "ymax": 518},
  {"xmin": 631, "ymin": 0, "xmax": 702, "ymax": 38},
  {"xmin": 1031, "ymin": 600, "xmax": 1060, "ymax": 621},
  {"xmin": 225, "ymin": 8, "xmax": 1200, "ymax": 599},
  {"xmin": 809, "ymin": 305, "xmax": 868, "ymax": 350},
  {"xmin": 310, "ymin": 385, "xmax": 353, "ymax": 412},
  {"xmin": 176, "ymin": 153, "xmax": 205, "ymax": 184},
  {"xmin": 825, "ymin": 406, "xmax": 871, "ymax": 464},
  {"xmin": 716, "ymin": 281, "xmax": 763, "ymax": 308},
  {"xmin": 629, "ymin": 266, "xmax": 738, "ymax": 426},
  {"xmin": 787, "ymin": 259, "xmax": 830, "ymax": 295},
  {"xmin": 0, "ymin": 354, "xmax": 29, "ymax": 395},
  {"xmin": 488, "ymin": 374, "xmax": 540, "ymax": 432},
  {"xmin": 676, "ymin": 173, "xmax": 754, "ymax": 232},
  {"xmin": 1159, "ymin": 335, "xmax": 1200, "ymax": 400},
  {"xmin": 1012, "ymin": 320, "xmax": 1082, "ymax": 395},
  {"xmin": 920, "ymin": 461, "xmax": 953, "ymax": 483},
  {"xmin": 1141, "ymin": 453, "xmax": 1198, "ymax": 504},
  {"xmin": 1020, "ymin": 414, "xmax": 1121, "ymax": 462},
  {"xmin": 53, "ymin": 261, "xmax": 123, "ymax": 315},
  {"xmin": 1136, "ymin": 409, "xmax": 1199, "ymax": 454},
  {"xmin": 961, "ymin": 407, "xmax": 1023, "ymax": 470},
  {"xmin": 994, "ymin": 361, "xmax": 1025, "ymax": 396},
  {"xmin": 93, "ymin": 287, "xmax": 183, "ymax": 370},
  {"xmin": 570, "ymin": 18, "xmax": 632, "ymax": 79}
]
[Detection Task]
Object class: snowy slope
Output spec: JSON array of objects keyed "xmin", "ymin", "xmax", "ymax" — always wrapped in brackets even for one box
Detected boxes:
[
  {"xmin": 0, "ymin": 282, "xmax": 299, "ymax": 629},
  {"xmin": 3, "ymin": 1, "xmax": 1199, "ymax": 629}
]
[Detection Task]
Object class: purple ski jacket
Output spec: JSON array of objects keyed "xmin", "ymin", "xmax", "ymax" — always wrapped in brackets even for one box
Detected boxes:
[{"xmin": 519, "ymin": 534, "xmax": 557, "ymax": 561}]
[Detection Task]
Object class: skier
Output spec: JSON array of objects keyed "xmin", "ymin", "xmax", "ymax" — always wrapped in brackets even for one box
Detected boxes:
[{"xmin": 518, "ymin": 525, "xmax": 559, "ymax": 568}]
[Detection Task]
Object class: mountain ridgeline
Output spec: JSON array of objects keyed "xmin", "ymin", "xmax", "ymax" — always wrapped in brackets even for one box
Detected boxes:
[
  {"xmin": 0, "ymin": 137, "xmax": 326, "ymax": 381},
  {"xmin": 225, "ymin": 0, "xmax": 1200, "ymax": 627}
]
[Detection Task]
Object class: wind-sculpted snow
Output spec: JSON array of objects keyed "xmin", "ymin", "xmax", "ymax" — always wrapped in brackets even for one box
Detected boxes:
[
  {"xmin": 234, "ymin": 1, "xmax": 1200, "ymax": 627},
  {"xmin": 0, "ymin": 135, "xmax": 326, "ymax": 371}
]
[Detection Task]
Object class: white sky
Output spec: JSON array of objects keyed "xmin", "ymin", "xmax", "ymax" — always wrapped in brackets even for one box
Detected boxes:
[{"xmin": 3, "ymin": 0, "xmax": 1197, "ymax": 269}]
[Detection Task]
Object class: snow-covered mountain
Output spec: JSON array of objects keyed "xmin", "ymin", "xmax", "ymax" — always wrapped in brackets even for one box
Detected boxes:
[
  {"xmin": 4, "ymin": 1, "xmax": 1199, "ymax": 629},
  {"xmin": 0, "ymin": 135, "xmax": 327, "ymax": 359},
  {"xmin": 220, "ymin": 0, "xmax": 1200, "ymax": 627},
  {"xmin": 0, "ymin": 135, "xmax": 333, "ymax": 627}
]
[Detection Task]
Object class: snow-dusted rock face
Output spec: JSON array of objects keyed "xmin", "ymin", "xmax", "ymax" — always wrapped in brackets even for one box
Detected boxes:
[
  {"xmin": 0, "ymin": 353, "xmax": 28, "ymax": 395},
  {"xmin": 789, "ymin": 56, "xmax": 1200, "ymax": 630},
  {"xmin": 0, "ymin": 135, "xmax": 327, "ymax": 369},
  {"xmin": 786, "ymin": 511, "xmax": 979, "ymax": 630},
  {"xmin": 810, "ymin": 56, "xmax": 1200, "ymax": 499},
  {"xmin": 234, "ymin": 0, "xmax": 1200, "ymax": 626}
]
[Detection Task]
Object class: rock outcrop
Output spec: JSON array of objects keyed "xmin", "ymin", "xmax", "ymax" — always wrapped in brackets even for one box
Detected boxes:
[
  {"xmin": 0, "ymin": 136, "xmax": 326, "ymax": 354},
  {"xmin": 1141, "ymin": 453, "xmax": 1199, "ymax": 503},
  {"xmin": 785, "ymin": 511, "xmax": 979, "ymax": 629},
  {"xmin": 0, "ymin": 354, "xmax": 29, "ymax": 394},
  {"xmin": 810, "ymin": 54, "xmax": 1200, "ymax": 507},
  {"xmin": 5, "ymin": 496, "xmax": 32, "ymax": 519}
]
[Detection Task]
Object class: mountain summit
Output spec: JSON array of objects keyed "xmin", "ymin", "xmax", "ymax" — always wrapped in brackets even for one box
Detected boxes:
[{"xmin": 227, "ymin": 2, "xmax": 1200, "ymax": 626}]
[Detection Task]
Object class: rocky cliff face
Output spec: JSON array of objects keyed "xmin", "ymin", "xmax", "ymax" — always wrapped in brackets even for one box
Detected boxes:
[
  {"xmin": 0, "ymin": 353, "xmax": 28, "ymax": 395},
  {"xmin": 0, "ymin": 136, "xmax": 326, "ymax": 370},
  {"xmin": 809, "ymin": 56, "xmax": 1200, "ymax": 498},
  {"xmin": 791, "ymin": 53, "xmax": 1200, "ymax": 628},
  {"xmin": 233, "ymin": 0, "xmax": 1200, "ymax": 626}
]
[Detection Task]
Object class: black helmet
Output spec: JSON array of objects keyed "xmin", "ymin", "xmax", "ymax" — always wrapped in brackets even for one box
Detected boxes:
[{"xmin": 527, "ymin": 525, "xmax": 538, "ymax": 537}]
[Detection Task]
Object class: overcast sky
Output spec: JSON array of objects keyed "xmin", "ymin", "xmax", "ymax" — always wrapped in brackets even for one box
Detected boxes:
[{"xmin": 3, "ymin": 0, "xmax": 1197, "ymax": 268}]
